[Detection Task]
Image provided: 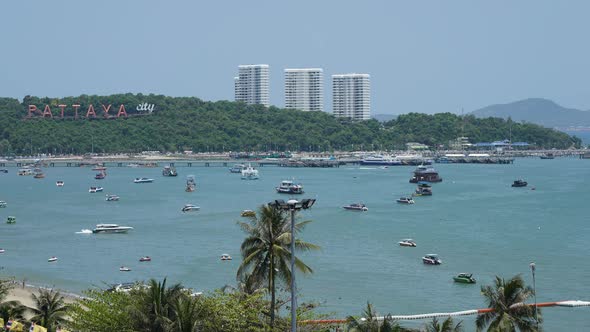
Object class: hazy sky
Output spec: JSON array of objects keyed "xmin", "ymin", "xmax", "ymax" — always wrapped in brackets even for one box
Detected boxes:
[{"xmin": 2, "ymin": 1, "xmax": 589, "ymax": 115}]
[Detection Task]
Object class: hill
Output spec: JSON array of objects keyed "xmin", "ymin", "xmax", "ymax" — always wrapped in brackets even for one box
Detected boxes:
[
  {"xmin": 0, "ymin": 94, "xmax": 580, "ymax": 155},
  {"xmin": 471, "ymin": 98, "xmax": 590, "ymax": 128}
]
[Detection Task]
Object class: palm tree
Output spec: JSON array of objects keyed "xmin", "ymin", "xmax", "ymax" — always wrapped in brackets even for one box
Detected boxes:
[
  {"xmin": 30, "ymin": 288, "xmax": 69, "ymax": 332},
  {"xmin": 423, "ymin": 317, "xmax": 463, "ymax": 332},
  {"xmin": 128, "ymin": 278, "xmax": 184, "ymax": 332},
  {"xmin": 237, "ymin": 204, "xmax": 320, "ymax": 329},
  {"xmin": 346, "ymin": 302, "xmax": 416, "ymax": 332},
  {"xmin": 169, "ymin": 294, "xmax": 202, "ymax": 332},
  {"xmin": 476, "ymin": 275, "xmax": 541, "ymax": 332},
  {"xmin": 0, "ymin": 279, "xmax": 27, "ymax": 324}
]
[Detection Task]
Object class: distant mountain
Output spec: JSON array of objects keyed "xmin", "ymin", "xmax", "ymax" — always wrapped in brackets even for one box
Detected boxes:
[
  {"xmin": 372, "ymin": 113, "xmax": 396, "ymax": 122},
  {"xmin": 471, "ymin": 98, "xmax": 590, "ymax": 128}
]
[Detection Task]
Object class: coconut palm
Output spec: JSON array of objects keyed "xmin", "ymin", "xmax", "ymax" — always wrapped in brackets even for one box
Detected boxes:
[
  {"xmin": 128, "ymin": 278, "xmax": 184, "ymax": 332},
  {"xmin": 237, "ymin": 204, "xmax": 320, "ymax": 329},
  {"xmin": 169, "ymin": 294, "xmax": 202, "ymax": 332},
  {"xmin": 476, "ymin": 275, "xmax": 541, "ymax": 332},
  {"xmin": 346, "ymin": 302, "xmax": 416, "ymax": 332},
  {"xmin": 30, "ymin": 288, "xmax": 69, "ymax": 332},
  {"xmin": 0, "ymin": 279, "xmax": 27, "ymax": 324},
  {"xmin": 423, "ymin": 317, "xmax": 463, "ymax": 332}
]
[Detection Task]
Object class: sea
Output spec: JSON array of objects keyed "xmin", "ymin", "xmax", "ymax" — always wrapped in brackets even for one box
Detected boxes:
[{"xmin": 1, "ymin": 158, "xmax": 589, "ymax": 330}]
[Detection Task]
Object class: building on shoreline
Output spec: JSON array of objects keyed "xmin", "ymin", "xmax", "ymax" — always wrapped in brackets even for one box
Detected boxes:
[
  {"xmin": 284, "ymin": 68, "xmax": 323, "ymax": 112},
  {"xmin": 332, "ymin": 73, "xmax": 371, "ymax": 120},
  {"xmin": 234, "ymin": 64, "xmax": 270, "ymax": 107}
]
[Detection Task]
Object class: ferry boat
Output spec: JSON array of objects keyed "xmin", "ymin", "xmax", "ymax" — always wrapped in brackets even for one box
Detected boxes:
[
  {"xmin": 276, "ymin": 180, "xmax": 304, "ymax": 194},
  {"xmin": 0, "ymin": 201, "xmax": 6, "ymax": 208},
  {"xmin": 106, "ymin": 194, "xmax": 120, "ymax": 201},
  {"xmin": 414, "ymin": 182, "xmax": 433, "ymax": 196},
  {"xmin": 139, "ymin": 256, "xmax": 152, "ymax": 262},
  {"xmin": 181, "ymin": 204, "xmax": 200, "ymax": 212},
  {"xmin": 6, "ymin": 216, "xmax": 16, "ymax": 224},
  {"xmin": 241, "ymin": 164, "xmax": 259, "ymax": 180},
  {"xmin": 398, "ymin": 239, "xmax": 417, "ymax": 247},
  {"xmin": 396, "ymin": 197, "xmax": 415, "ymax": 204},
  {"xmin": 162, "ymin": 166, "xmax": 178, "ymax": 177},
  {"xmin": 360, "ymin": 155, "xmax": 402, "ymax": 166},
  {"xmin": 453, "ymin": 273, "xmax": 476, "ymax": 284},
  {"xmin": 89, "ymin": 186, "xmax": 104, "ymax": 193},
  {"xmin": 241, "ymin": 210, "xmax": 256, "ymax": 217},
  {"xmin": 229, "ymin": 164, "xmax": 246, "ymax": 173},
  {"xmin": 409, "ymin": 165, "xmax": 442, "ymax": 183},
  {"xmin": 422, "ymin": 254, "xmax": 442, "ymax": 265},
  {"xmin": 512, "ymin": 179, "xmax": 528, "ymax": 187},
  {"xmin": 134, "ymin": 177, "xmax": 154, "ymax": 183},
  {"xmin": 48, "ymin": 256, "xmax": 58, "ymax": 263},
  {"xmin": 92, "ymin": 224, "xmax": 133, "ymax": 234},
  {"xmin": 186, "ymin": 175, "xmax": 196, "ymax": 192},
  {"xmin": 119, "ymin": 266, "xmax": 132, "ymax": 272},
  {"xmin": 221, "ymin": 254, "xmax": 232, "ymax": 261},
  {"xmin": 342, "ymin": 203, "xmax": 368, "ymax": 211},
  {"xmin": 56, "ymin": 181, "xmax": 64, "ymax": 187}
]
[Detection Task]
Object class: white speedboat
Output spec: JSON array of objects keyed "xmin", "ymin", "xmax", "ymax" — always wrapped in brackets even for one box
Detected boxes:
[
  {"xmin": 399, "ymin": 239, "xmax": 417, "ymax": 247},
  {"xmin": 221, "ymin": 254, "xmax": 232, "ymax": 261},
  {"xmin": 241, "ymin": 164, "xmax": 259, "ymax": 180},
  {"xmin": 360, "ymin": 155, "xmax": 402, "ymax": 166},
  {"xmin": 56, "ymin": 181, "xmax": 64, "ymax": 187},
  {"xmin": 119, "ymin": 266, "xmax": 131, "ymax": 272},
  {"xmin": 134, "ymin": 177, "xmax": 154, "ymax": 183},
  {"xmin": 139, "ymin": 256, "xmax": 152, "ymax": 262},
  {"xmin": 343, "ymin": 203, "xmax": 368, "ymax": 211},
  {"xmin": 182, "ymin": 204, "xmax": 200, "ymax": 212},
  {"xmin": 0, "ymin": 201, "xmax": 6, "ymax": 208},
  {"xmin": 48, "ymin": 256, "xmax": 58, "ymax": 262},
  {"xmin": 422, "ymin": 254, "xmax": 442, "ymax": 265},
  {"xmin": 0, "ymin": 248, "xmax": 5, "ymax": 253},
  {"xmin": 89, "ymin": 186, "xmax": 104, "ymax": 193},
  {"xmin": 276, "ymin": 180, "xmax": 304, "ymax": 194},
  {"xmin": 92, "ymin": 224, "xmax": 133, "ymax": 234},
  {"xmin": 106, "ymin": 194, "xmax": 120, "ymax": 201},
  {"xmin": 396, "ymin": 197, "xmax": 415, "ymax": 204},
  {"xmin": 229, "ymin": 164, "xmax": 246, "ymax": 173}
]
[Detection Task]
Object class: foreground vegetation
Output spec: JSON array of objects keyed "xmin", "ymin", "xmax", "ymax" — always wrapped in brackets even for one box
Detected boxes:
[{"xmin": 0, "ymin": 94, "xmax": 580, "ymax": 155}]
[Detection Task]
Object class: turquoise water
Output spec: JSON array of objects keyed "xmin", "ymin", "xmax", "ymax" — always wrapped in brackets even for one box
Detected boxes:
[{"xmin": 1, "ymin": 158, "xmax": 589, "ymax": 330}]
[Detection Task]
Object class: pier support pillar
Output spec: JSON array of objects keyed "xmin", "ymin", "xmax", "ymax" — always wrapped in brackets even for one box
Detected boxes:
[
  {"xmin": 205, "ymin": 162, "xmax": 210, "ymax": 167},
  {"xmin": 187, "ymin": 163, "xmax": 192, "ymax": 167}
]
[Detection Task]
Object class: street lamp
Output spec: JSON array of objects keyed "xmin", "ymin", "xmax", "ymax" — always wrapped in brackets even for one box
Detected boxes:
[
  {"xmin": 530, "ymin": 262, "xmax": 538, "ymax": 329},
  {"xmin": 269, "ymin": 198, "xmax": 316, "ymax": 332}
]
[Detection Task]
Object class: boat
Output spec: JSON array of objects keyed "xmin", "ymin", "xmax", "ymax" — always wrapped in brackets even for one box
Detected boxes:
[
  {"xmin": 92, "ymin": 224, "xmax": 133, "ymax": 234},
  {"xmin": 6, "ymin": 216, "xmax": 15, "ymax": 224},
  {"xmin": 95, "ymin": 171, "xmax": 106, "ymax": 179},
  {"xmin": 360, "ymin": 155, "xmax": 402, "ymax": 166},
  {"xmin": 342, "ymin": 203, "xmax": 368, "ymax": 211},
  {"xmin": 105, "ymin": 194, "xmax": 120, "ymax": 201},
  {"xmin": 0, "ymin": 201, "xmax": 6, "ymax": 208},
  {"xmin": 413, "ymin": 182, "xmax": 433, "ymax": 196},
  {"xmin": 186, "ymin": 175, "xmax": 196, "ymax": 192},
  {"xmin": 398, "ymin": 239, "xmax": 417, "ymax": 247},
  {"xmin": 48, "ymin": 256, "xmax": 58, "ymax": 262},
  {"xmin": 453, "ymin": 273, "xmax": 476, "ymax": 284},
  {"xmin": 540, "ymin": 153, "xmax": 555, "ymax": 159},
  {"xmin": 276, "ymin": 180, "xmax": 304, "ymax": 194},
  {"xmin": 396, "ymin": 197, "xmax": 415, "ymax": 204},
  {"xmin": 162, "ymin": 166, "xmax": 178, "ymax": 177},
  {"xmin": 56, "ymin": 181, "xmax": 64, "ymax": 187},
  {"xmin": 512, "ymin": 179, "xmax": 528, "ymax": 187},
  {"xmin": 221, "ymin": 254, "xmax": 232, "ymax": 261},
  {"xmin": 422, "ymin": 254, "xmax": 442, "ymax": 265},
  {"xmin": 89, "ymin": 186, "xmax": 104, "ymax": 193},
  {"xmin": 181, "ymin": 204, "xmax": 200, "ymax": 212},
  {"xmin": 17, "ymin": 168, "xmax": 33, "ymax": 176},
  {"xmin": 139, "ymin": 256, "xmax": 152, "ymax": 262},
  {"xmin": 0, "ymin": 169, "xmax": 7, "ymax": 173},
  {"xmin": 241, "ymin": 164, "xmax": 259, "ymax": 180},
  {"xmin": 134, "ymin": 177, "xmax": 154, "ymax": 183},
  {"xmin": 33, "ymin": 168, "xmax": 45, "ymax": 179},
  {"xmin": 119, "ymin": 266, "xmax": 131, "ymax": 272},
  {"xmin": 92, "ymin": 165, "xmax": 107, "ymax": 171},
  {"xmin": 409, "ymin": 165, "xmax": 442, "ymax": 183},
  {"xmin": 0, "ymin": 249, "xmax": 5, "ymax": 253},
  {"xmin": 241, "ymin": 210, "xmax": 256, "ymax": 217},
  {"xmin": 229, "ymin": 164, "xmax": 246, "ymax": 173}
]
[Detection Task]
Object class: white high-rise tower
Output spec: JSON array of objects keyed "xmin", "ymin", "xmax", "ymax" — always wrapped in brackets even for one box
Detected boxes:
[
  {"xmin": 284, "ymin": 68, "xmax": 323, "ymax": 112},
  {"xmin": 234, "ymin": 64, "xmax": 270, "ymax": 107},
  {"xmin": 332, "ymin": 73, "xmax": 371, "ymax": 120}
]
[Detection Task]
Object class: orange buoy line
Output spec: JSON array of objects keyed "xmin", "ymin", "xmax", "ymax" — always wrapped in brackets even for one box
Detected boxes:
[{"xmin": 300, "ymin": 300, "xmax": 590, "ymax": 325}]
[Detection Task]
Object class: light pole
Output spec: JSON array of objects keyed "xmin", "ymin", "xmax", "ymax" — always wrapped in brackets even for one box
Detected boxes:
[
  {"xmin": 530, "ymin": 262, "xmax": 538, "ymax": 329},
  {"xmin": 269, "ymin": 198, "xmax": 316, "ymax": 332}
]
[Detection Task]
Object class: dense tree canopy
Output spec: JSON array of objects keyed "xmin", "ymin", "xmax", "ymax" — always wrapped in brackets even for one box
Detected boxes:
[{"xmin": 0, "ymin": 94, "xmax": 580, "ymax": 156}]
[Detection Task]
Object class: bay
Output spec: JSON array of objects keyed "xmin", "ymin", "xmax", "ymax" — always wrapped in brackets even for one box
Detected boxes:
[{"xmin": 0, "ymin": 158, "xmax": 589, "ymax": 330}]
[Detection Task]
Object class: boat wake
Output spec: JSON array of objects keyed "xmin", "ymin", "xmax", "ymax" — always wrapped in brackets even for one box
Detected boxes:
[{"xmin": 76, "ymin": 229, "xmax": 93, "ymax": 234}]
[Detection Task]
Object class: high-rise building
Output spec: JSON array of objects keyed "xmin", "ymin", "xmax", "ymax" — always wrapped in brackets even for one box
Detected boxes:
[
  {"xmin": 332, "ymin": 73, "xmax": 371, "ymax": 120},
  {"xmin": 284, "ymin": 68, "xmax": 323, "ymax": 112},
  {"xmin": 234, "ymin": 64, "xmax": 270, "ymax": 107}
]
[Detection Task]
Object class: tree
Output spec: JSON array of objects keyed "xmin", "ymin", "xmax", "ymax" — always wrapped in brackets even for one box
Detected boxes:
[
  {"xmin": 66, "ymin": 289, "xmax": 134, "ymax": 332},
  {"xmin": 0, "ymin": 279, "xmax": 27, "ymax": 325},
  {"xmin": 237, "ymin": 204, "xmax": 319, "ymax": 329},
  {"xmin": 476, "ymin": 275, "xmax": 541, "ymax": 332},
  {"xmin": 168, "ymin": 294, "xmax": 202, "ymax": 332},
  {"xmin": 346, "ymin": 302, "xmax": 416, "ymax": 332},
  {"xmin": 128, "ymin": 278, "xmax": 184, "ymax": 332},
  {"xmin": 30, "ymin": 288, "xmax": 69, "ymax": 332},
  {"xmin": 423, "ymin": 317, "xmax": 463, "ymax": 332}
]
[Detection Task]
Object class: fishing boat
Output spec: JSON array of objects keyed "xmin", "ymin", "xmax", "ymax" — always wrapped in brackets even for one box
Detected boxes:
[
  {"xmin": 342, "ymin": 203, "xmax": 368, "ymax": 211},
  {"xmin": 0, "ymin": 201, "xmax": 6, "ymax": 208},
  {"xmin": 186, "ymin": 175, "xmax": 196, "ymax": 192},
  {"xmin": 162, "ymin": 166, "xmax": 178, "ymax": 177},
  {"xmin": 241, "ymin": 164, "xmax": 259, "ymax": 180},
  {"xmin": 119, "ymin": 266, "xmax": 131, "ymax": 272},
  {"xmin": 139, "ymin": 256, "xmax": 152, "ymax": 262},
  {"xmin": 221, "ymin": 254, "xmax": 232, "ymax": 261},
  {"xmin": 396, "ymin": 197, "xmax": 415, "ymax": 204},
  {"xmin": 241, "ymin": 210, "xmax": 256, "ymax": 217},
  {"xmin": 276, "ymin": 180, "xmax": 304, "ymax": 194},
  {"xmin": 409, "ymin": 165, "xmax": 442, "ymax": 183},
  {"xmin": 106, "ymin": 194, "xmax": 120, "ymax": 201},
  {"xmin": 134, "ymin": 177, "xmax": 154, "ymax": 183},
  {"xmin": 229, "ymin": 164, "xmax": 246, "ymax": 173},
  {"xmin": 453, "ymin": 273, "xmax": 476, "ymax": 284},
  {"xmin": 6, "ymin": 216, "xmax": 16, "ymax": 224},
  {"xmin": 89, "ymin": 186, "xmax": 104, "ymax": 193},
  {"xmin": 181, "ymin": 204, "xmax": 200, "ymax": 212},
  {"xmin": 422, "ymin": 254, "xmax": 442, "ymax": 265},
  {"xmin": 56, "ymin": 181, "xmax": 64, "ymax": 187},
  {"xmin": 512, "ymin": 179, "xmax": 527, "ymax": 187},
  {"xmin": 398, "ymin": 239, "xmax": 417, "ymax": 247},
  {"xmin": 48, "ymin": 256, "xmax": 58, "ymax": 262}
]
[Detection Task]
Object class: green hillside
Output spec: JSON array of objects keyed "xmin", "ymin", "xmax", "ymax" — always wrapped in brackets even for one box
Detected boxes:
[{"xmin": 0, "ymin": 94, "xmax": 581, "ymax": 155}]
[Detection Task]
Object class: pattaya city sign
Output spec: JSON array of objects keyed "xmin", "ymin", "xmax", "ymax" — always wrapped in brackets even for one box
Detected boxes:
[{"xmin": 26, "ymin": 103, "xmax": 156, "ymax": 119}]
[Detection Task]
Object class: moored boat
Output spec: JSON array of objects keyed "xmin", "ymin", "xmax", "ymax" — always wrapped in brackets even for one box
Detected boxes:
[
  {"xmin": 92, "ymin": 224, "xmax": 133, "ymax": 234},
  {"xmin": 186, "ymin": 175, "xmax": 196, "ymax": 192},
  {"xmin": 56, "ymin": 181, "xmax": 64, "ymax": 187},
  {"xmin": 119, "ymin": 266, "xmax": 131, "ymax": 272},
  {"xmin": 182, "ymin": 204, "xmax": 200, "ymax": 212},
  {"xmin": 360, "ymin": 155, "xmax": 402, "ymax": 166},
  {"xmin": 409, "ymin": 165, "xmax": 442, "ymax": 183},
  {"xmin": 343, "ymin": 203, "xmax": 368, "ymax": 211},
  {"xmin": 422, "ymin": 254, "xmax": 442, "ymax": 265},
  {"xmin": 241, "ymin": 164, "xmax": 259, "ymax": 180},
  {"xmin": 0, "ymin": 201, "xmax": 6, "ymax": 208},
  {"xmin": 0, "ymin": 248, "xmax": 5, "ymax": 253},
  {"xmin": 276, "ymin": 180, "xmax": 304, "ymax": 194},
  {"xmin": 413, "ymin": 182, "xmax": 433, "ymax": 196},
  {"xmin": 48, "ymin": 256, "xmax": 58, "ymax": 262},
  {"xmin": 139, "ymin": 256, "xmax": 152, "ymax": 262},
  {"xmin": 512, "ymin": 179, "xmax": 528, "ymax": 187},
  {"xmin": 221, "ymin": 254, "xmax": 232, "ymax": 261},
  {"xmin": 95, "ymin": 171, "xmax": 106, "ymax": 179},
  {"xmin": 33, "ymin": 168, "xmax": 45, "ymax": 179},
  {"xmin": 6, "ymin": 216, "xmax": 16, "ymax": 224},
  {"xmin": 453, "ymin": 273, "xmax": 476, "ymax": 284},
  {"xmin": 540, "ymin": 153, "xmax": 555, "ymax": 159},
  {"xmin": 398, "ymin": 239, "xmax": 417, "ymax": 247},
  {"xmin": 229, "ymin": 164, "xmax": 246, "ymax": 173},
  {"xmin": 106, "ymin": 194, "xmax": 120, "ymax": 201},
  {"xmin": 89, "ymin": 186, "xmax": 104, "ymax": 193},
  {"xmin": 18, "ymin": 168, "xmax": 33, "ymax": 176},
  {"xmin": 396, "ymin": 197, "xmax": 415, "ymax": 204},
  {"xmin": 134, "ymin": 177, "xmax": 154, "ymax": 183},
  {"xmin": 162, "ymin": 166, "xmax": 178, "ymax": 177}
]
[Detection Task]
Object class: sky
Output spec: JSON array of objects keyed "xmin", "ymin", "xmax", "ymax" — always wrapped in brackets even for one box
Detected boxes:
[{"xmin": 1, "ymin": 0, "xmax": 590, "ymax": 115}]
